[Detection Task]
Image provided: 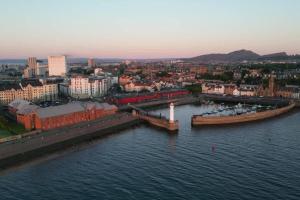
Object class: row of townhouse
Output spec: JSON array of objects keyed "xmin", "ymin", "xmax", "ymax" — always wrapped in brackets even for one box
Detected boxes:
[
  {"xmin": 275, "ymin": 85, "xmax": 300, "ymax": 99},
  {"xmin": 201, "ymin": 83, "xmax": 258, "ymax": 96},
  {"xmin": 0, "ymin": 79, "xmax": 58, "ymax": 105},
  {"xmin": 124, "ymin": 82, "xmax": 155, "ymax": 93}
]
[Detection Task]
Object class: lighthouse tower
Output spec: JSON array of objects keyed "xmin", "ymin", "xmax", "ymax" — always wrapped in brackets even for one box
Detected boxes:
[{"xmin": 169, "ymin": 103, "xmax": 175, "ymax": 123}]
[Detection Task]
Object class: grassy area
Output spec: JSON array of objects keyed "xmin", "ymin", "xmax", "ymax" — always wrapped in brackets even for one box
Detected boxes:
[
  {"xmin": 0, "ymin": 116, "xmax": 26, "ymax": 139},
  {"xmin": 0, "ymin": 130, "xmax": 13, "ymax": 139}
]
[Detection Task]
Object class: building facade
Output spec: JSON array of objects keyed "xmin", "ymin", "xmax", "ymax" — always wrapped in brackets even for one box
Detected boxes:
[
  {"xmin": 124, "ymin": 82, "xmax": 154, "ymax": 92},
  {"xmin": 190, "ymin": 66, "xmax": 208, "ymax": 74},
  {"xmin": 88, "ymin": 58, "xmax": 96, "ymax": 67},
  {"xmin": 0, "ymin": 79, "xmax": 58, "ymax": 104},
  {"xmin": 36, "ymin": 62, "xmax": 48, "ymax": 77},
  {"xmin": 28, "ymin": 57, "xmax": 37, "ymax": 69},
  {"xmin": 48, "ymin": 56, "xmax": 67, "ymax": 76},
  {"xmin": 202, "ymin": 83, "xmax": 225, "ymax": 95},
  {"xmin": 14, "ymin": 101, "xmax": 118, "ymax": 130},
  {"xmin": 69, "ymin": 75, "xmax": 113, "ymax": 99}
]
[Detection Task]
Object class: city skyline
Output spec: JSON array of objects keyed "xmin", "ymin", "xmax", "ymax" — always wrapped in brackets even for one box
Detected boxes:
[{"xmin": 1, "ymin": 0, "xmax": 300, "ymax": 59}]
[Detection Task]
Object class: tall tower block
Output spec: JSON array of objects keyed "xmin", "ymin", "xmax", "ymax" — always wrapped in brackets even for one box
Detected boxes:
[{"xmin": 170, "ymin": 103, "xmax": 174, "ymax": 123}]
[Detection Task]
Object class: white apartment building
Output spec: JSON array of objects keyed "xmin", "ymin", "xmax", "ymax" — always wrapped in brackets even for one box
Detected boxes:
[
  {"xmin": 202, "ymin": 83, "xmax": 225, "ymax": 95},
  {"xmin": 36, "ymin": 62, "xmax": 48, "ymax": 77},
  {"xmin": 124, "ymin": 82, "xmax": 154, "ymax": 92},
  {"xmin": 48, "ymin": 56, "xmax": 67, "ymax": 76},
  {"xmin": 69, "ymin": 76, "xmax": 113, "ymax": 99}
]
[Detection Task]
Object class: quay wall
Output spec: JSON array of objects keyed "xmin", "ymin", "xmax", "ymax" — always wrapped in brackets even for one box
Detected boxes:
[
  {"xmin": 192, "ymin": 103, "xmax": 295, "ymax": 126},
  {"xmin": 0, "ymin": 113, "xmax": 140, "ymax": 170}
]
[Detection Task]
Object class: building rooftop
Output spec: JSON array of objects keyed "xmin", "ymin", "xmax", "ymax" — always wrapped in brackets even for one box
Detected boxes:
[
  {"xmin": 36, "ymin": 102, "xmax": 85, "ymax": 119},
  {"xmin": 21, "ymin": 79, "xmax": 43, "ymax": 87},
  {"xmin": 8, "ymin": 99, "xmax": 31, "ymax": 110},
  {"xmin": 0, "ymin": 83, "xmax": 21, "ymax": 91},
  {"xmin": 17, "ymin": 104, "xmax": 39, "ymax": 115},
  {"xmin": 35, "ymin": 101, "xmax": 117, "ymax": 119}
]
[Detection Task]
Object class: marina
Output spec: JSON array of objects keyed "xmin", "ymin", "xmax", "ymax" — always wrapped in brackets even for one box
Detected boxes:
[
  {"xmin": 192, "ymin": 102, "xmax": 295, "ymax": 126},
  {"xmin": 0, "ymin": 102, "xmax": 300, "ymax": 199}
]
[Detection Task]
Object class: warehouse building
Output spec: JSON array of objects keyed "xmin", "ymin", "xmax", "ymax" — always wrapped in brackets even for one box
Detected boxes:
[{"xmin": 13, "ymin": 101, "xmax": 117, "ymax": 130}]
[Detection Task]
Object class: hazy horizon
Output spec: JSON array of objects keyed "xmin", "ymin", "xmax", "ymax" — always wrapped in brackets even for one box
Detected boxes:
[
  {"xmin": 0, "ymin": 49, "xmax": 299, "ymax": 61},
  {"xmin": 1, "ymin": 0, "xmax": 300, "ymax": 59}
]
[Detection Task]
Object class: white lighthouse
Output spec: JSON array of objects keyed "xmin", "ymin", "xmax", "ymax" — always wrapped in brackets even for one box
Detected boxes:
[{"xmin": 169, "ymin": 103, "xmax": 175, "ymax": 123}]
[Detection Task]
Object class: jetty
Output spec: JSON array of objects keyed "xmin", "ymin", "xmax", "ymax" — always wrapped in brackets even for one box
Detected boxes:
[
  {"xmin": 129, "ymin": 103, "xmax": 179, "ymax": 132},
  {"xmin": 192, "ymin": 102, "xmax": 295, "ymax": 126}
]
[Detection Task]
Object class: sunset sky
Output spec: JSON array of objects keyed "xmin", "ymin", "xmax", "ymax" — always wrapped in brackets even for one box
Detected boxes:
[{"xmin": 0, "ymin": 0, "xmax": 299, "ymax": 59}]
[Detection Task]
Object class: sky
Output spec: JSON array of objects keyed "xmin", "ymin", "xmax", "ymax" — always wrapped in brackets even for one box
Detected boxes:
[{"xmin": 0, "ymin": 0, "xmax": 300, "ymax": 59}]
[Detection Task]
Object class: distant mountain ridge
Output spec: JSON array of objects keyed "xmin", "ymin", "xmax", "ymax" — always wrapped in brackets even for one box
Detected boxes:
[{"xmin": 184, "ymin": 49, "xmax": 300, "ymax": 63}]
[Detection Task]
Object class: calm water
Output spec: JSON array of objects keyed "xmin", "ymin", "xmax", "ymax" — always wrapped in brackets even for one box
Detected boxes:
[{"xmin": 1, "ymin": 104, "xmax": 300, "ymax": 200}]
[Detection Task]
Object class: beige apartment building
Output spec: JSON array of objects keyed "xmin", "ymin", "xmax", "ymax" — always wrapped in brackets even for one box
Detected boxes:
[{"xmin": 0, "ymin": 79, "xmax": 58, "ymax": 104}]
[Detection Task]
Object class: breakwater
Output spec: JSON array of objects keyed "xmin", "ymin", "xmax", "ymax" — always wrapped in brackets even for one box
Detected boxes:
[
  {"xmin": 192, "ymin": 103, "xmax": 295, "ymax": 126},
  {"xmin": 0, "ymin": 113, "xmax": 140, "ymax": 170},
  {"xmin": 134, "ymin": 113, "xmax": 179, "ymax": 132},
  {"xmin": 130, "ymin": 105, "xmax": 179, "ymax": 132}
]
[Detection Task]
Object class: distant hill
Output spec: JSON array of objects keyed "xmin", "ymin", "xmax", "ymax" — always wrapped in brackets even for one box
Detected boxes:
[
  {"xmin": 258, "ymin": 52, "xmax": 289, "ymax": 61},
  {"xmin": 184, "ymin": 49, "xmax": 300, "ymax": 63}
]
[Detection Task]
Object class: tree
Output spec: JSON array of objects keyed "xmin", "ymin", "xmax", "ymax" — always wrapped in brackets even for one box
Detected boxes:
[{"xmin": 185, "ymin": 84, "xmax": 202, "ymax": 93}]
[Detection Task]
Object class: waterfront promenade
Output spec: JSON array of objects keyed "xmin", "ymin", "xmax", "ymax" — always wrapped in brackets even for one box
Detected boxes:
[{"xmin": 0, "ymin": 113, "xmax": 139, "ymax": 169}]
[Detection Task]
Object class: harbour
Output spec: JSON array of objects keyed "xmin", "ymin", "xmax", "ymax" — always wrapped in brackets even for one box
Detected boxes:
[
  {"xmin": 192, "ymin": 103, "xmax": 295, "ymax": 126},
  {"xmin": 1, "ymin": 104, "xmax": 300, "ymax": 200},
  {"xmin": 0, "ymin": 95, "xmax": 298, "ymax": 170},
  {"xmin": 1, "ymin": 1, "xmax": 300, "ymax": 199},
  {"xmin": 0, "ymin": 113, "xmax": 140, "ymax": 170}
]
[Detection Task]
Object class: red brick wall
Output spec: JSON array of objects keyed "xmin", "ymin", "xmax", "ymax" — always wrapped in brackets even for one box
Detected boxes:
[
  {"xmin": 17, "ymin": 114, "xmax": 34, "ymax": 130},
  {"xmin": 224, "ymin": 86, "xmax": 235, "ymax": 95},
  {"xmin": 35, "ymin": 108, "xmax": 117, "ymax": 131}
]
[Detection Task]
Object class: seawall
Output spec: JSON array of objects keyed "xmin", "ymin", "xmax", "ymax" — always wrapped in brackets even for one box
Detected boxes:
[
  {"xmin": 192, "ymin": 103, "xmax": 295, "ymax": 126},
  {"xmin": 0, "ymin": 113, "xmax": 140, "ymax": 170}
]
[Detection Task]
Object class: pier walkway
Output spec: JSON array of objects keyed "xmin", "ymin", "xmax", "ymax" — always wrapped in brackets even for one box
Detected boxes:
[{"xmin": 129, "ymin": 105, "xmax": 179, "ymax": 132}]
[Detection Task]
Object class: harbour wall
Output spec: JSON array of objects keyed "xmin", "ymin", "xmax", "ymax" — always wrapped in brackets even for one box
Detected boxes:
[{"xmin": 192, "ymin": 103, "xmax": 295, "ymax": 126}]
